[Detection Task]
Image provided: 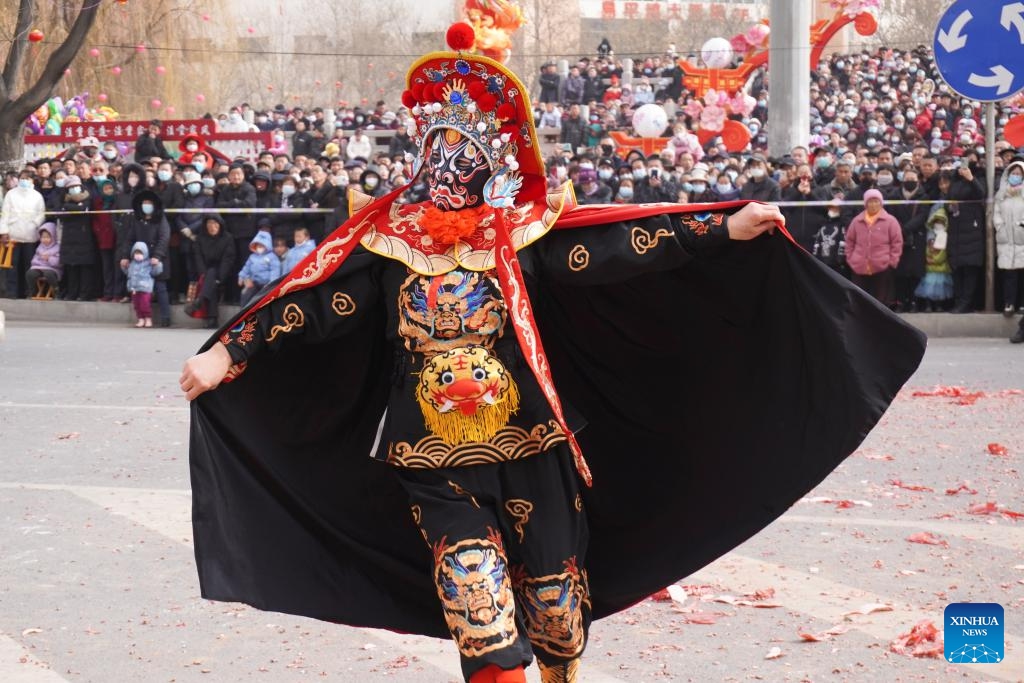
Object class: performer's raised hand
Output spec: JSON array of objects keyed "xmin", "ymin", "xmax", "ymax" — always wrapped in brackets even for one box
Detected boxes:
[
  {"xmin": 180, "ymin": 343, "xmax": 232, "ymax": 401},
  {"xmin": 727, "ymin": 202, "xmax": 784, "ymax": 241}
]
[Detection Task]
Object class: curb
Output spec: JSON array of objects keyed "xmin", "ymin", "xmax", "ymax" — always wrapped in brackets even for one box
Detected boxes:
[
  {"xmin": 0, "ymin": 299, "xmax": 241, "ymax": 329},
  {"xmin": 0, "ymin": 299, "xmax": 1020, "ymax": 339}
]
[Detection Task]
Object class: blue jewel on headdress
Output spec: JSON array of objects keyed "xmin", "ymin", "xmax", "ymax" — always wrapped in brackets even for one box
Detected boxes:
[
  {"xmin": 695, "ymin": 212, "xmax": 712, "ymax": 222},
  {"xmin": 449, "ymin": 91, "xmax": 464, "ymax": 105},
  {"xmin": 455, "ymin": 60, "xmax": 471, "ymax": 75}
]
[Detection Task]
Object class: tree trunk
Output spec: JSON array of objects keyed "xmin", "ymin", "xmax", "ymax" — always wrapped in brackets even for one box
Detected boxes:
[
  {"xmin": 0, "ymin": 125, "xmax": 25, "ymax": 175},
  {"xmin": 0, "ymin": 0, "xmax": 99, "ymax": 169}
]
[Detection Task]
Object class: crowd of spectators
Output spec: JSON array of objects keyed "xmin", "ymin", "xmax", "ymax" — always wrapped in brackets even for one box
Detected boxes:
[{"xmin": 2, "ymin": 44, "xmax": 1023, "ymax": 333}]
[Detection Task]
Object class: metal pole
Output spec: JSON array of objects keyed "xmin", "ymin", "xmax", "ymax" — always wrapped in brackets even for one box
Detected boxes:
[
  {"xmin": 768, "ymin": 0, "xmax": 811, "ymax": 158},
  {"xmin": 985, "ymin": 102, "xmax": 996, "ymax": 312}
]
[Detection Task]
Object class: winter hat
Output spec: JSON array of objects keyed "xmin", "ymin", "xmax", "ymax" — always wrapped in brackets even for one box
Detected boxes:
[
  {"xmin": 863, "ymin": 188, "xmax": 884, "ymax": 204},
  {"xmin": 64, "ymin": 175, "xmax": 82, "ymax": 189},
  {"xmin": 182, "ymin": 170, "xmax": 202, "ymax": 187},
  {"xmin": 578, "ymin": 169, "xmax": 597, "ymax": 184}
]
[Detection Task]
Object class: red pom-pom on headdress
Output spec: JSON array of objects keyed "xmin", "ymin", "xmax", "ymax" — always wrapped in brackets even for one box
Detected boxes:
[
  {"xmin": 477, "ymin": 93, "xmax": 498, "ymax": 112},
  {"xmin": 497, "ymin": 102, "xmax": 517, "ymax": 122},
  {"xmin": 467, "ymin": 80, "xmax": 487, "ymax": 100},
  {"xmin": 401, "ymin": 90, "xmax": 417, "ymax": 109},
  {"xmin": 446, "ymin": 22, "xmax": 476, "ymax": 52}
]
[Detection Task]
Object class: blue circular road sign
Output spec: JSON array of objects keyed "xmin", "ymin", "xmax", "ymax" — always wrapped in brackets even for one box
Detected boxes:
[{"xmin": 933, "ymin": 0, "xmax": 1024, "ymax": 102}]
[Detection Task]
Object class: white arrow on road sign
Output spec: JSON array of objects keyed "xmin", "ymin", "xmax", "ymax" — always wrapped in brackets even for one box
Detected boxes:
[
  {"xmin": 967, "ymin": 65, "xmax": 1015, "ymax": 94},
  {"xmin": 938, "ymin": 9, "xmax": 973, "ymax": 52},
  {"xmin": 1002, "ymin": 2, "xmax": 1024, "ymax": 43}
]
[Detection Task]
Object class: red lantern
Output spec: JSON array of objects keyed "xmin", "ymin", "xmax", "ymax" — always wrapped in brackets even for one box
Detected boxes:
[
  {"xmin": 315, "ymin": 79, "xmax": 322, "ymax": 86},
  {"xmin": 201, "ymin": 14, "xmax": 210, "ymax": 21},
  {"xmin": 112, "ymin": 66, "xmax": 122, "ymax": 76},
  {"xmin": 28, "ymin": 29, "xmax": 44, "ymax": 43},
  {"xmin": 267, "ymin": 84, "xmax": 274, "ymax": 91},
  {"xmin": 155, "ymin": 65, "xmax": 166, "ymax": 75},
  {"xmin": 135, "ymin": 43, "xmax": 146, "ymax": 53},
  {"xmin": 151, "ymin": 99, "xmax": 162, "ymax": 108},
  {"xmin": 98, "ymin": 93, "xmax": 108, "ymax": 102},
  {"xmin": 89, "ymin": 48, "xmax": 100, "ymax": 58},
  {"xmin": 165, "ymin": 106, "xmax": 176, "ymax": 115},
  {"xmin": 335, "ymin": 81, "xmax": 342, "ymax": 88},
  {"xmin": 196, "ymin": 93, "xmax": 206, "ymax": 103}
]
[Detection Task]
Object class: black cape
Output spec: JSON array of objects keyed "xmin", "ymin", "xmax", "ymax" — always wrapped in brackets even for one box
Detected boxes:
[{"xmin": 190, "ymin": 217, "xmax": 926, "ymax": 638}]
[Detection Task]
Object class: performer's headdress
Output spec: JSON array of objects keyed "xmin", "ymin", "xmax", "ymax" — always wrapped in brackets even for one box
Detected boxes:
[{"xmin": 401, "ymin": 22, "xmax": 546, "ymax": 206}]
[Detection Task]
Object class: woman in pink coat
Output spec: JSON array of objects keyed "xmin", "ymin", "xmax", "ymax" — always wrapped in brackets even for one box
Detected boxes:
[{"xmin": 845, "ymin": 188, "xmax": 903, "ymax": 307}]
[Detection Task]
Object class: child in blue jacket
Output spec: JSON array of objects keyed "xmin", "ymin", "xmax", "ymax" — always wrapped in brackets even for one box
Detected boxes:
[
  {"xmin": 237, "ymin": 231, "xmax": 281, "ymax": 307},
  {"xmin": 123, "ymin": 241, "xmax": 164, "ymax": 327}
]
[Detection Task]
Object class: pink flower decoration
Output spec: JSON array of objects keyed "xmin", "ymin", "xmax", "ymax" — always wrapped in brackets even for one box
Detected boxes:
[
  {"xmin": 703, "ymin": 89, "xmax": 729, "ymax": 107},
  {"xmin": 745, "ymin": 24, "xmax": 770, "ymax": 48},
  {"xmin": 683, "ymin": 100, "xmax": 704, "ymax": 118},
  {"xmin": 730, "ymin": 34, "xmax": 750, "ymax": 54},
  {"xmin": 728, "ymin": 92, "xmax": 756, "ymax": 117},
  {"xmin": 700, "ymin": 104, "xmax": 727, "ymax": 132}
]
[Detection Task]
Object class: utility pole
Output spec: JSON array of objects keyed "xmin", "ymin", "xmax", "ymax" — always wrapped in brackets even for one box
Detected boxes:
[{"xmin": 768, "ymin": 0, "xmax": 811, "ymax": 158}]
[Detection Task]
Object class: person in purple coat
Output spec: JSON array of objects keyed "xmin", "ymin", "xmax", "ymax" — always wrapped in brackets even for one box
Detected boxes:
[{"xmin": 25, "ymin": 222, "xmax": 61, "ymax": 297}]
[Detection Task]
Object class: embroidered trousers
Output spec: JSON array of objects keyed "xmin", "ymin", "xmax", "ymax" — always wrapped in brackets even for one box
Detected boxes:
[{"xmin": 394, "ymin": 446, "xmax": 590, "ymax": 683}]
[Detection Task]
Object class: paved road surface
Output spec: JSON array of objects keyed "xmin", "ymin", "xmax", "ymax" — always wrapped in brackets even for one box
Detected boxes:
[{"xmin": 1, "ymin": 322, "xmax": 1021, "ymax": 682}]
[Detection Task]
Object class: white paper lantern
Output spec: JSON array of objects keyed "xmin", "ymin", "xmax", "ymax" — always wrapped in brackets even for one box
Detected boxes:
[
  {"xmin": 632, "ymin": 104, "xmax": 668, "ymax": 139},
  {"xmin": 701, "ymin": 37, "xmax": 734, "ymax": 69}
]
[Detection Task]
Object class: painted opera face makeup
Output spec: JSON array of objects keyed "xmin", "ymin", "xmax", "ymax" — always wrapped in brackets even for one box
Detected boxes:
[{"xmin": 426, "ymin": 130, "xmax": 491, "ymax": 211}]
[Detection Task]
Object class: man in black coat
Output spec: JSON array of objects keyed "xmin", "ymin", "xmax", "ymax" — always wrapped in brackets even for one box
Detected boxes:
[
  {"xmin": 885, "ymin": 168, "xmax": 929, "ymax": 311},
  {"xmin": 133, "ymin": 120, "xmax": 172, "ymax": 163},
  {"xmin": 945, "ymin": 166, "xmax": 986, "ymax": 313},
  {"xmin": 560, "ymin": 104, "xmax": 587, "ymax": 155},
  {"xmin": 740, "ymin": 155, "xmax": 781, "ymax": 202},
  {"xmin": 538, "ymin": 63, "xmax": 561, "ymax": 104},
  {"xmin": 781, "ymin": 164, "xmax": 825, "ymax": 252},
  {"xmin": 214, "ymin": 165, "xmax": 258, "ymax": 303}
]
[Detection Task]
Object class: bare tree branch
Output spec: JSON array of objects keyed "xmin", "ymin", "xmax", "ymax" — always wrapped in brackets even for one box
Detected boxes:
[
  {"xmin": 5, "ymin": 0, "xmax": 100, "ymax": 122},
  {"xmin": 1, "ymin": 0, "xmax": 34, "ymax": 97}
]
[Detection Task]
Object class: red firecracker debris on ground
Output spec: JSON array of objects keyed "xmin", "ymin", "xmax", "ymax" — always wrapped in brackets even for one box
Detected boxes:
[
  {"xmin": 890, "ymin": 620, "xmax": 944, "ymax": 658},
  {"xmin": 906, "ymin": 532, "xmax": 949, "ymax": 547}
]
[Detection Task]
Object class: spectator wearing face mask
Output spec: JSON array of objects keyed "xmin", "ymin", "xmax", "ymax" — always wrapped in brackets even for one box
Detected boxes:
[
  {"xmin": 686, "ymin": 166, "xmax": 713, "ymax": 203},
  {"xmin": 219, "ymin": 107, "xmax": 250, "ymax": 134},
  {"xmin": 711, "ymin": 171, "xmax": 740, "ymax": 202},
  {"xmin": 845, "ymin": 189, "xmax": 903, "ymax": 306},
  {"xmin": 995, "ymin": 161, "xmax": 1024, "ymax": 318},
  {"xmin": 945, "ymin": 164, "xmax": 986, "ymax": 313},
  {"xmin": 575, "ymin": 168, "xmax": 612, "ymax": 205},
  {"xmin": 119, "ymin": 190, "xmax": 171, "ymax": 326},
  {"xmin": 885, "ymin": 168, "xmax": 928, "ymax": 312},
  {"xmin": 740, "ymin": 155, "xmax": 780, "ymax": 202},
  {"xmin": 267, "ymin": 176, "xmax": 310, "ymax": 245},
  {"xmin": 178, "ymin": 171, "xmax": 214, "ymax": 285},
  {"xmin": 346, "ymin": 129, "xmax": 373, "ymax": 161},
  {"xmin": 0, "ymin": 169, "xmax": 46, "ymax": 298},
  {"xmin": 613, "ymin": 176, "xmax": 634, "ymax": 204},
  {"xmin": 215, "ymin": 165, "xmax": 258, "ymax": 304}
]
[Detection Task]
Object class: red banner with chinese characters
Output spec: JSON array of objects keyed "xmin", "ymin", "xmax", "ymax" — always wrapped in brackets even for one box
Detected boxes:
[
  {"xmin": 591, "ymin": 1, "xmax": 756, "ymax": 22},
  {"xmin": 28, "ymin": 119, "xmax": 218, "ymax": 143}
]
